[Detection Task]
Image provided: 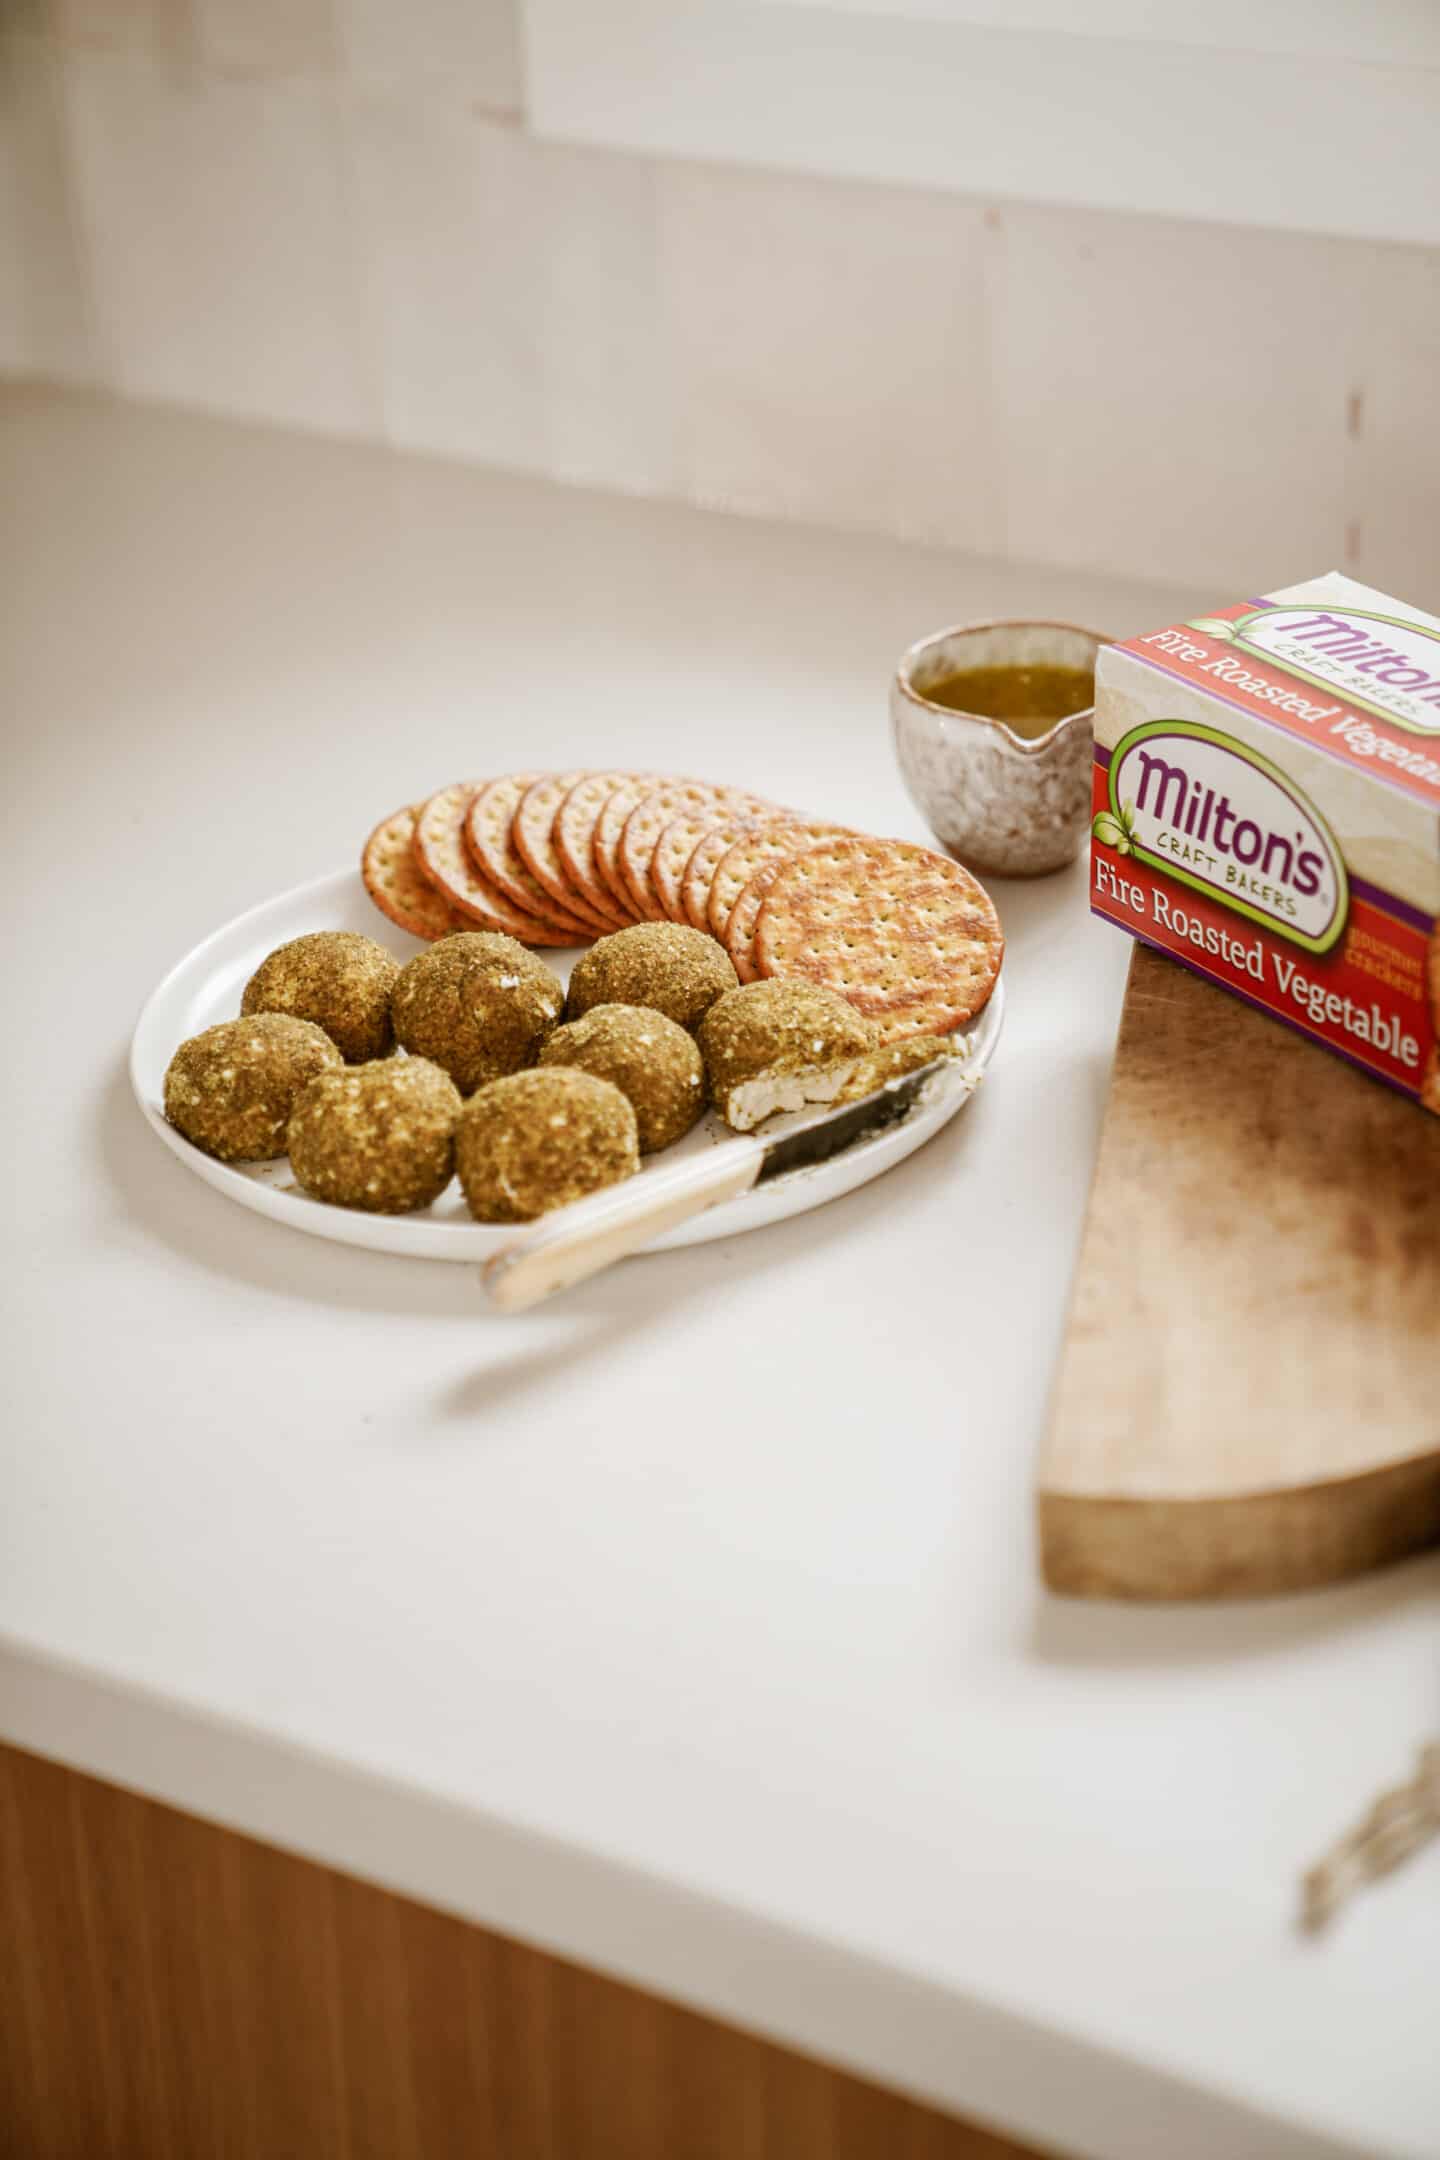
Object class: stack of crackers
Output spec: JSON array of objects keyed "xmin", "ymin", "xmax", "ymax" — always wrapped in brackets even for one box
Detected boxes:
[{"xmin": 363, "ymin": 772, "xmax": 1003, "ymax": 1042}]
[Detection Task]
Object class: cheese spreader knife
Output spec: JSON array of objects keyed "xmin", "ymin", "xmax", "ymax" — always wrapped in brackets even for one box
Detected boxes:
[{"xmin": 482, "ymin": 1051, "xmax": 971, "ymax": 1312}]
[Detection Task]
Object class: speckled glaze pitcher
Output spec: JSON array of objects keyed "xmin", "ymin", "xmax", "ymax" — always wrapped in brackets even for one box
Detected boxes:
[{"xmin": 892, "ymin": 619, "xmax": 1110, "ymax": 876}]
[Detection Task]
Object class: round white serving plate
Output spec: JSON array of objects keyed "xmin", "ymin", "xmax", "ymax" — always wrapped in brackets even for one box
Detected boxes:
[{"xmin": 130, "ymin": 869, "xmax": 1004, "ymax": 1261}]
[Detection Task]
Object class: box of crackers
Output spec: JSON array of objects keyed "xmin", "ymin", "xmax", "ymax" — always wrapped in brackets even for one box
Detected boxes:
[{"xmin": 1090, "ymin": 571, "xmax": 1440, "ymax": 1114}]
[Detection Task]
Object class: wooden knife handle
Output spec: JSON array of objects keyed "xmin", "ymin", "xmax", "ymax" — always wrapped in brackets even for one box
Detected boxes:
[{"xmin": 482, "ymin": 1140, "xmax": 764, "ymax": 1312}]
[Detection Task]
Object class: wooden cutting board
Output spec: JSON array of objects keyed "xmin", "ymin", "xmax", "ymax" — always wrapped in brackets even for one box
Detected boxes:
[{"xmin": 1041, "ymin": 943, "xmax": 1440, "ymax": 1600}]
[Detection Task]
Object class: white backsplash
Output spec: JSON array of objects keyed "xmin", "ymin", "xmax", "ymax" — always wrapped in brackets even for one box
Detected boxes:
[{"xmin": 3, "ymin": 0, "xmax": 1437, "ymax": 603}]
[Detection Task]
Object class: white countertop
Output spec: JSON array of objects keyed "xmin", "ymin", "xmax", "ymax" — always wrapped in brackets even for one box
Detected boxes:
[{"xmin": 3, "ymin": 386, "xmax": 1436, "ymax": 2160}]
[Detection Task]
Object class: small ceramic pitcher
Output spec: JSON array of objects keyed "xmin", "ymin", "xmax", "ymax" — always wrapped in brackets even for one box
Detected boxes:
[{"xmin": 892, "ymin": 619, "xmax": 1109, "ymax": 876}]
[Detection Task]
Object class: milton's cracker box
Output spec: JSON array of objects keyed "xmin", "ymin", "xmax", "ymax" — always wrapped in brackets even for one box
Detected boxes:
[{"xmin": 1091, "ymin": 573, "xmax": 1440, "ymax": 1114}]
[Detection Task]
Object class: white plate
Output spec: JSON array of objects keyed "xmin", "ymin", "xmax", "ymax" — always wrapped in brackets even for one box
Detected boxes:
[{"xmin": 130, "ymin": 870, "xmax": 1004, "ymax": 1260}]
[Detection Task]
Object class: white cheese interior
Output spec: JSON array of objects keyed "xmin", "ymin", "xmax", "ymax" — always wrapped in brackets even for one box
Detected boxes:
[{"xmin": 722, "ymin": 1059, "xmax": 862, "ymax": 1134}]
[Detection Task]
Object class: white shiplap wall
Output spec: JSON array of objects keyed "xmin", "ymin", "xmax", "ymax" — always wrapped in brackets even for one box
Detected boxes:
[
  {"xmin": 1, "ymin": 0, "xmax": 1437, "ymax": 603},
  {"xmin": 525, "ymin": 0, "xmax": 1440, "ymax": 245}
]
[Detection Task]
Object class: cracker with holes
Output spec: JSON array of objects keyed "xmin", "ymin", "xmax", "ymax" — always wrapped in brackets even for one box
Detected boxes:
[
  {"xmin": 725, "ymin": 858, "xmax": 794, "ymax": 983},
  {"xmin": 653, "ymin": 810, "xmax": 737, "ymax": 925},
  {"xmin": 650, "ymin": 798, "xmax": 784, "ymax": 924},
  {"xmin": 467, "ymin": 773, "xmax": 616, "ymax": 936},
  {"xmin": 414, "ymin": 783, "xmax": 590, "ymax": 947},
  {"xmin": 719, "ymin": 827, "xmax": 854, "ymax": 982},
  {"xmin": 680, "ymin": 818, "xmax": 765, "ymax": 931},
  {"xmin": 753, "ymin": 837, "xmax": 1003, "ymax": 1040},
  {"xmin": 556, "ymin": 770, "xmax": 650, "ymax": 923},
  {"xmin": 706, "ymin": 822, "xmax": 849, "ymax": 942},
  {"xmin": 620, "ymin": 783, "xmax": 780, "ymax": 922},
  {"xmin": 362, "ymin": 805, "xmax": 472, "ymax": 941},
  {"xmin": 592, "ymin": 775, "xmax": 671, "ymax": 914},
  {"xmin": 514, "ymin": 772, "xmax": 627, "ymax": 931}
]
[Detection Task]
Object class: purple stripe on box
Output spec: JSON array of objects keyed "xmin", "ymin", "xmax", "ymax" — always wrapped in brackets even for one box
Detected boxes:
[{"xmin": 1349, "ymin": 876, "xmax": 1435, "ymax": 937}]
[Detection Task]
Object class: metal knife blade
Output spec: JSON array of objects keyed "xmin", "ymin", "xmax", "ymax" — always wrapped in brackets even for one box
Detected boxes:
[{"xmin": 756, "ymin": 1052, "xmax": 968, "ymax": 1184}]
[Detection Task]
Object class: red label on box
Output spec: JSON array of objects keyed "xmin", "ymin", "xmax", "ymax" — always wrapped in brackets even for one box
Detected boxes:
[
  {"xmin": 1093, "ymin": 576, "xmax": 1440, "ymax": 1113},
  {"xmin": 1090, "ymin": 767, "xmax": 1436, "ymax": 1100}
]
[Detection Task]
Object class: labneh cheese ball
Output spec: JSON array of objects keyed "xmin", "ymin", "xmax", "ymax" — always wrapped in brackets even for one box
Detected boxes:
[
  {"xmin": 539, "ymin": 1003, "xmax": 705, "ymax": 1154},
  {"xmin": 835, "ymin": 1032, "xmax": 960, "ymax": 1104},
  {"xmin": 565, "ymin": 922, "xmax": 738, "ymax": 1033},
  {"xmin": 698, "ymin": 979, "xmax": 877, "ymax": 1133},
  {"xmin": 241, "ymin": 930, "xmax": 400, "ymax": 1064},
  {"xmin": 287, "ymin": 1056, "xmax": 461, "ymax": 1214},
  {"xmin": 164, "ymin": 1014, "xmax": 341, "ymax": 1162},
  {"xmin": 391, "ymin": 931, "xmax": 563, "ymax": 1094},
  {"xmin": 455, "ymin": 1068, "xmax": 639, "ymax": 1222}
]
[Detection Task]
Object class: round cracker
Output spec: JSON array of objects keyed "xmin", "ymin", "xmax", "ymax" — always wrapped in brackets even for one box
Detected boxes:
[
  {"xmin": 556, "ymin": 770, "xmax": 649, "ymax": 923},
  {"xmin": 680, "ymin": 818, "xmax": 765, "ymax": 931},
  {"xmin": 652, "ymin": 811, "xmax": 727, "ymax": 924},
  {"xmin": 414, "ymin": 782, "xmax": 590, "ymax": 948},
  {"xmin": 652, "ymin": 802, "xmax": 784, "ymax": 923},
  {"xmin": 362, "ymin": 804, "xmax": 472, "ymax": 942},
  {"xmin": 753, "ymin": 836, "xmax": 1003, "ymax": 1040},
  {"xmin": 723, "ymin": 837, "xmax": 852, "ymax": 980},
  {"xmin": 593, "ymin": 774, "xmax": 675, "ymax": 914},
  {"xmin": 725, "ymin": 858, "xmax": 794, "ymax": 983},
  {"xmin": 514, "ymin": 772, "xmax": 628, "ymax": 931},
  {"xmin": 467, "ymin": 773, "xmax": 616, "ymax": 936},
  {"xmin": 621, "ymin": 784, "xmax": 780, "ymax": 920},
  {"xmin": 708, "ymin": 821, "xmax": 852, "ymax": 942}
]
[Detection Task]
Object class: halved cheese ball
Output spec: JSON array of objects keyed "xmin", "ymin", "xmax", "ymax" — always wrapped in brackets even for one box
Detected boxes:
[{"xmin": 697, "ymin": 980, "xmax": 876, "ymax": 1133}]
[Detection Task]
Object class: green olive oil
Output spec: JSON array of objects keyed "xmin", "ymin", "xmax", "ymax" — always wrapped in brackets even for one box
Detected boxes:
[{"xmin": 922, "ymin": 663, "xmax": 1094, "ymax": 737}]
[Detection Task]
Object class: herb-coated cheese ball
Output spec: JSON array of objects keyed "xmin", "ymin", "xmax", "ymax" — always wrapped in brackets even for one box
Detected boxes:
[
  {"xmin": 391, "ymin": 932, "xmax": 563, "ymax": 1094},
  {"xmin": 287, "ymin": 1056, "xmax": 462, "ymax": 1213},
  {"xmin": 538, "ymin": 1003, "xmax": 705, "ymax": 1154},
  {"xmin": 697, "ymin": 979, "xmax": 876, "ymax": 1132},
  {"xmin": 565, "ymin": 923, "xmax": 737, "ymax": 1033},
  {"xmin": 241, "ymin": 930, "xmax": 400, "ymax": 1064},
  {"xmin": 455, "ymin": 1068, "xmax": 638, "ymax": 1223},
  {"xmin": 835, "ymin": 1032, "xmax": 960, "ymax": 1103},
  {"xmin": 164, "ymin": 1014, "xmax": 341, "ymax": 1162}
]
